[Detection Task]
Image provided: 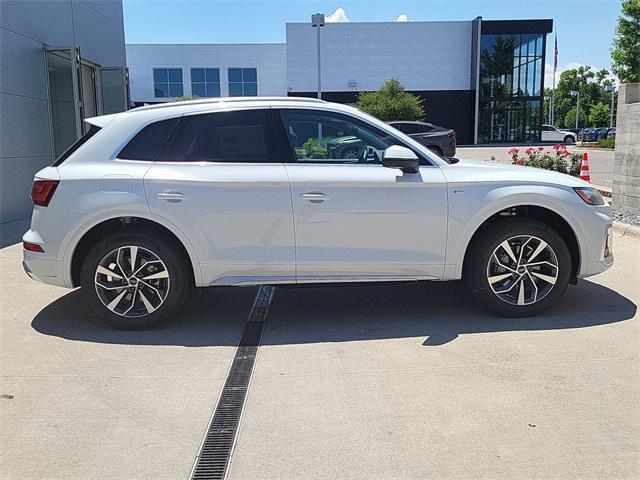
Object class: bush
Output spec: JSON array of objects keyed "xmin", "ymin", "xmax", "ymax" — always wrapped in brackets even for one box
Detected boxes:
[
  {"xmin": 509, "ymin": 145, "xmax": 582, "ymax": 177},
  {"xmin": 596, "ymin": 138, "xmax": 615, "ymax": 149},
  {"xmin": 355, "ymin": 79, "xmax": 425, "ymax": 121}
]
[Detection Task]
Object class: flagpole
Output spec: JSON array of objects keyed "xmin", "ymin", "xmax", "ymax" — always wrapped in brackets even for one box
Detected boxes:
[{"xmin": 550, "ymin": 30, "xmax": 557, "ymax": 126}]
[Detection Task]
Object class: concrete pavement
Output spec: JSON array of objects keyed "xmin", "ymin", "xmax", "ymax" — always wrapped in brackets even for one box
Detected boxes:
[{"xmin": 1, "ymin": 231, "xmax": 638, "ymax": 479}]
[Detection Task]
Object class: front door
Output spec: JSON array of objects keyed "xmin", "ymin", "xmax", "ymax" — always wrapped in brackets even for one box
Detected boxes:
[
  {"xmin": 277, "ymin": 108, "xmax": 448, "ymax": 282},
  {"xmin": 143, "ymin": 108, "xmax": 295, "ymax": 286}
]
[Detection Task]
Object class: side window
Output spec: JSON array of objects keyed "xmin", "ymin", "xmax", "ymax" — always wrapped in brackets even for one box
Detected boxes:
[
  {"xmin": 158, "ymin": 109, "xmax": 274, "ymax": 163},
  {"xmin": 280, "ymin": 109, "xmax": 401, "ymax": 164},
  {"xmin": 542, "ymin": 125, "xmax": 554, "ymax": 132},
  {"xmin": 118, "ymin": 118, "xmax": 179, "ymax": 161}
]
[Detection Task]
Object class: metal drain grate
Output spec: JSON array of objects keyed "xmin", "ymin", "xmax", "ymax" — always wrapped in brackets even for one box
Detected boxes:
[{"xmin": 191, "ymin": 285, "xmax": 275, "ymax": 480}]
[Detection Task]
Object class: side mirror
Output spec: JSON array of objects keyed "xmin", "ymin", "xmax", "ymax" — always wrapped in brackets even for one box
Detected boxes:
[{"xmin": 382, "ymin": 145, "xmax": 419, "ymax": 174}]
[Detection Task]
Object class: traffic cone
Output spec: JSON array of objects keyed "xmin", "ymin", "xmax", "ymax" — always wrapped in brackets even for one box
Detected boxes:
[{"xmin": 579, "ymin": 152, "xmax": 591, "ymax": 182}]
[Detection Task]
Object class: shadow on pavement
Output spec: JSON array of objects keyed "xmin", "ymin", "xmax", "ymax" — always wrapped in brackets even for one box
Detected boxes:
[{"xmin": 32, "ymin": 279, "xmax": 635, "ymax": 347}]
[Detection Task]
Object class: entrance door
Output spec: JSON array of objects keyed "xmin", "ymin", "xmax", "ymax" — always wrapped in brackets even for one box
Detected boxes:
[{"xmin": 277, "ymin": 108, "xmax": 449, "ymax": 282}]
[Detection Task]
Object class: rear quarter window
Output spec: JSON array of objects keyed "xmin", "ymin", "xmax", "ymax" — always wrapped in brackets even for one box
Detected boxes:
[
  {"xmin": 52, "ymin": 125, "xmax": 101, "ymax": 166},
  {"xmin": 118, "ymin": 118, "xmax": 179, "ymax": 161}
]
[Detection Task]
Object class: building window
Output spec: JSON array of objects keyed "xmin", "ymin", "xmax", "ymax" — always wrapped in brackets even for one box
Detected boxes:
[
  {"xmin": 228, "ymin": 68, "xmax": 257, "ymax": 96},
  {"xmin": 191, "ymin": 68, "xmax": 220, "ymax": 97},
  {"xmin": 478, "ymin": 33, "xmax": 544, "ymax": 143},
  {"xmin": 153, "ymin": 68, "xmax": 183, "ymax": 98}
]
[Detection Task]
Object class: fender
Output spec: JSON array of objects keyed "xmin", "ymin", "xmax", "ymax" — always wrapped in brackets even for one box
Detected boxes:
[
  {"xmin": 60, "ymin": 208, "xmax": 204, "ymax": 288},
  {"xmin": 444, "ymin": 184, "xmax": 587, "ymax": 280}
]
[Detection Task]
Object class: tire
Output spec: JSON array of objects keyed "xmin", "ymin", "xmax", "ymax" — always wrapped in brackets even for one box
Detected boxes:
[
  {"xmin": 428, "ymin": 145, "xmax": 443, "ymax": 156},
  {"xmin": 80, "ymin": 229, "xmax": 191, "ymax": 330},
  {"xmin": 564, "ymin": 135, "xmax": 574, "ymax": 144},
  {"xmin": 465, "ymin": 219, "xmax": 571, "ymax": 317}
]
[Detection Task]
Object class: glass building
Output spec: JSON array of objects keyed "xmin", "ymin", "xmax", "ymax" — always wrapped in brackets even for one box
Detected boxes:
[{"xmin": 477, "ymin": 21, "xmax": 549, "ymax": 143}]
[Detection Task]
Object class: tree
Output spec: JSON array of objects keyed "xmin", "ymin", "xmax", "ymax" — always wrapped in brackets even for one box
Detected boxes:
[
  {"xmin": 356, "ymin": 79, "xmax": 425, "ymax": 121},
  {"xmin": 611, "ymin": 0, "xmax": 640, "ymax": 83},
  {"xmin": 588, "ymin": 102, "xmax": 611, "ymax": 126},
  {"xmin": 564, "ymin": 106, "xmax": 587, "ymax": 129}
]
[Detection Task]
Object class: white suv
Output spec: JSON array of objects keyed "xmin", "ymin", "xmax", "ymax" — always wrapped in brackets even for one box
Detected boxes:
[
  {"xmin": 541, "ymin": 124, "xmax": 577, "ymax": 144},
  {"xmin": 23, "ymin": 97, "xmax": 614, "ymax": 329}
]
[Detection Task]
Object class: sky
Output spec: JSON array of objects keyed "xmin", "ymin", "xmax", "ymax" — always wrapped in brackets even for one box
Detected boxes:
[{"xmin": 122, "ymin": 0, "xmax": 623, "ymax": 85}]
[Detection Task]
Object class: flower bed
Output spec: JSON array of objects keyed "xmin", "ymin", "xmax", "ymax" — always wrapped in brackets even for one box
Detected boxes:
[{"xmin": 509, "ymin": 145, "xmax": 582, "ymax": 177}]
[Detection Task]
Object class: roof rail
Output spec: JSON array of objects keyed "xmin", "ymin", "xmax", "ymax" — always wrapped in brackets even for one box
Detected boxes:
[{"xmin": 130, "ymin": 96, "xmax": 326, "ymax": 112}]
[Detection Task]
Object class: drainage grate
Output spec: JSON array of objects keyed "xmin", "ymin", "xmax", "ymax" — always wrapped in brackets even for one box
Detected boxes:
[{"xmin": 191, "ymin": 285, "xmax": 275, "ymax": 480}]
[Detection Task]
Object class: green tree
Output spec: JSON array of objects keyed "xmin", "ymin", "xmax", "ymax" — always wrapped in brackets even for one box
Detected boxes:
[
  {"xmin": 611, "ymin": 0, "xmax": 640, "ymax": 83},
  {"xmin": 588, "ymin": 102, "xmax": 611, "ymax": 126},
  {"xmin": 564, "ymin": 106, "xmax": 588, "ymax": 129},
  {"xmin": 356, "ymin": 79, "xmax": 425, "ymax": 121}
]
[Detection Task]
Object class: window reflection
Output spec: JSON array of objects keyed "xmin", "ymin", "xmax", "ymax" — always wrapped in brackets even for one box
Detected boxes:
[{"xmin": 479, "ymin": 33, "xmax": 544, "ymax": 143}]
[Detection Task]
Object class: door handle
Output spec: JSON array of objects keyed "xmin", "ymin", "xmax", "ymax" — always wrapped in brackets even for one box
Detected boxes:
[
  {"xmin": 156, "ymin": 190, "xmax": 186, "ymax": 203},
  {"xmin": 299, "ymin": 192, "xmax": 328, "ymax": 203}
]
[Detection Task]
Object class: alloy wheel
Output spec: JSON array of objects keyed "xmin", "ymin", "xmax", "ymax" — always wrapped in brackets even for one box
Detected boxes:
[
  {"xmin": 486, "ymin": 235, "xmax": 559, "ymax": 306},
  {"xmin": 94, "ymin": 245, "xmax": 170, "ymax": 317}
]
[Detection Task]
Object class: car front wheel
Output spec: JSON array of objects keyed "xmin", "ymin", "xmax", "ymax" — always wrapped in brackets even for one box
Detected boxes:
[
  {"xmin": 564, "ymin": 135, "xmax": 575, "ymax": 144},
  {"xmin": 80, "ymin": 230, "xmax": 191, "ymax": 330},
  {"xmin": 465, "ymin": 219, "xmax": 572, "ymax": 317}
]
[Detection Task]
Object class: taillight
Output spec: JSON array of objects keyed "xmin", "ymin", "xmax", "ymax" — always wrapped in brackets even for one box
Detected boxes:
[
  {"xmin": 23, "ymin": 241, "xmax": 44, "ymax": 253},
  {"xmin": 31, "ymin": 180, "xmax": 59, "ymax": 207}
]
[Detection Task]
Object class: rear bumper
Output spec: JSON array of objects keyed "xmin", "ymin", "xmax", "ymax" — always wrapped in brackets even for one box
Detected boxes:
[{"xmin": 22, "ymin": 253, "xmax": 67, "ymax": 288}]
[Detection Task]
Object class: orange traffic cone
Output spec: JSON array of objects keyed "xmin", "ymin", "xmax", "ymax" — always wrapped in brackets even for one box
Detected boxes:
[{"xmin": 579, "ymin": 152, "xmax": 591, "ymax": 182}]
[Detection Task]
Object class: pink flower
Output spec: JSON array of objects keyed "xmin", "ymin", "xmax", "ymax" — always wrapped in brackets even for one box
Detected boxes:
[
  {"xmin": 517, "ymin": 158, "xmax": 525, "ymax": 165},
  {"xmin": 508, "ymin": 147, "xmax": 519, "ymax": 155},
  {"xmin": 525, "ymin": 148, "xmax": 534, "ymax": 156},
  {"xmin": 538, "ymin": 146, "xmax": 544, "ymax": 151}
]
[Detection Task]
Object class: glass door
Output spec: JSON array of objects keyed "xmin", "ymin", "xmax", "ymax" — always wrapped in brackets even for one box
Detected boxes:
[
  {"xmin": 45, "ymin": 47, "xmax": 82, "ymax": 157},
  {"xmin": 98, "ymin": 67, "xmax": 130, "ymax": 114}
]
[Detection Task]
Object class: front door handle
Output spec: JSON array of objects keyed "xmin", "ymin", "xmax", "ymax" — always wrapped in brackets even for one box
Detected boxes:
[
  {"xmin": 299, "ymin": 192, "xmax": 328, "ymax": 203},
  {"xmin": 156, "ymin": 190, "xmax": 186, "ymax": 203}
]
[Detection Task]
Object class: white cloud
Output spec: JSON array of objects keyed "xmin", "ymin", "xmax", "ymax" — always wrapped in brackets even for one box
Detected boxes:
[
  {"xmin": 396, "ymin": 14, "xmax": 409, "ymax": 22},
  {"xmin": 326, "ymin": 7, "xmax": 349, "ymax": 23}
]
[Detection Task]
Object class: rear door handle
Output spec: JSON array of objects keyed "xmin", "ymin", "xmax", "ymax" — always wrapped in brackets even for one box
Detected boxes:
[
  {"xmin": 299, "ymin": 192, "xmax": 328, "ymax": 203},
  {"xmin": 156, "ymin": 190, "xmax": 186, "ymax": 203}
]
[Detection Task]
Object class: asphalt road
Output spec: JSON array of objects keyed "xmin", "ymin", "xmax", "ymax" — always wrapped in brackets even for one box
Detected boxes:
[
  {"xmin": 456, "ymin": 145, "xmax": 615, "ymax": 189},
  {"xmin": 1, "ymin": 231, "xmax": 638, "ymax": 479}
]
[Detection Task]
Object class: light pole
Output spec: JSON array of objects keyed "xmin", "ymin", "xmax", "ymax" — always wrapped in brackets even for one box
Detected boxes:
[
  {"xmin": 605, "ymin": 84, "xmax": 616, "ymax": 128},
  {"xmin": 570, "ymin": 90, "xmax": 580, "ymax": 129},
  {"xmin": 311, "ymin": 13, "xmax": 325, "ymax": 100},
  {"xmin": 544, "ymin": 95, "xmax": 551, "ymax": 125}
]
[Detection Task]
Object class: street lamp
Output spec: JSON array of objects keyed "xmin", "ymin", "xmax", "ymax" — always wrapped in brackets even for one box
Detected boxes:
[
  {"xmin": 570, "ymin": 90, "xmax": 580, "ymax": 129},
  {"xmin": 605, "ymin": 84, "xmax": 616, "ymax": 128},
  {"xmin": 311, "ymin": 13, "xmax": 325, "ymax": 100},
  {"xmin": 544, "ymin": 95, "xmax": 551, "ymax": 125}
]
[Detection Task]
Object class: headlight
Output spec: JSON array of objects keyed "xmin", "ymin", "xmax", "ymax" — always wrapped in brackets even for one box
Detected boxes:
[{"xmin": 573, "ymin": 187, "xmax": 605, "ymax": 205}]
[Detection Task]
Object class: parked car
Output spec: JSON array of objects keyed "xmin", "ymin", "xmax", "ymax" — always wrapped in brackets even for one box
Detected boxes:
[
  {"xmin": 541, "ymin": 124, "xmax": 576, "ymax": 144},
  {"xmin": 579, "ymin": 128, "xmax": 598, "ymax": 142},
  {"xmin": 596, "ymin": 127, "xmax": 610, "ymax": 140},
  {"xmin": 607, "ymin": 128, "xmax": 616, "ymax": 140},
  {"xmin": 23, "ymin": 97, "xmax": 614, "ymax": 329},
  {"xmin": 387, "ymin": 121, "xmax": 456, "ymax": 157}
]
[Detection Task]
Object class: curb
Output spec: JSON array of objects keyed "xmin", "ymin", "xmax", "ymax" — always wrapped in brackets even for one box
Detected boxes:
[
  {"xmin": 613, "ymin": 222, "xmax": 640, "ymax": 240},
  {"xmin": 593, "ymin": 184, "xmax": 612, "ymax": 198}
]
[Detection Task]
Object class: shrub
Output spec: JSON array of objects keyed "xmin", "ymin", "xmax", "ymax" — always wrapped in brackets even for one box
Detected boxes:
[
  {"xmin": 596, "ymin": 138, "xmax": 615, "ymax": 149},
  {"xmin": 510, "ymin": 145, "xmax": 582, "ymax": 177},
  {"xmin": 356, "ymin": 79, "xmax": 425, "ymax": 121}
]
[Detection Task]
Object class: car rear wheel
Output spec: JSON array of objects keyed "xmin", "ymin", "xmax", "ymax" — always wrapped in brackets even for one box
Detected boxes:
[
  {"xmin": 340, "ymin": 147, "xmax": 360, "ymax": 160},
  {"xmin": 428, "ymin": 145, "xmax": 443, "ymax": 156},
  {"xmin": 465, "ymin": 219, "xmax": 572, "ymax": 317},
  {"xmin": 80, "ymin": 230, "xmax": 191, "ymax": 330}
]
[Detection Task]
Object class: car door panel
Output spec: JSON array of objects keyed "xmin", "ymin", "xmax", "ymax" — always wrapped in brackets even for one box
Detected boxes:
[
  {"xmin": 286, "ymin": 163, "xmax": 448, "ymax": 280},
  {"xmin": 143, "ymin": 109, "xmax": 295, "ymax": 286}
]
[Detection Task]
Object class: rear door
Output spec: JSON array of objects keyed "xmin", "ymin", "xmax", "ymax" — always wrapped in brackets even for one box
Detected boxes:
[{"xmin": 141, "ymin": 108, "xmax": 295, "ymax": 286}]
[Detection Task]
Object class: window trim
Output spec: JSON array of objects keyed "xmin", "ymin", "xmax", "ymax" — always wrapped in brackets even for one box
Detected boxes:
[{"xmin": 274, "ymin": 107, "xmax": 435, "ymax": 167}]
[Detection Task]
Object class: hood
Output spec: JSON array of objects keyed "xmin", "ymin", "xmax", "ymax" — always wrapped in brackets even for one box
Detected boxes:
[{"xmin": 441, "ymin": 159, "xmax": 589, "ymax": 189}]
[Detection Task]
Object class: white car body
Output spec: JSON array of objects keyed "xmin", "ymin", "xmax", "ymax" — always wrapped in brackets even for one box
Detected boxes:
[
  {"xmin": 541, "ymin": 124, "xmax": 576, "ymax": 143},
  {"xmin": 24, "ymin": 98, "xmax": 612, "ymax": 294}
]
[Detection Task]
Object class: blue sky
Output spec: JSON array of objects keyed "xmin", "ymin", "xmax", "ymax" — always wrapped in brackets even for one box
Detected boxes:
[{"xmin": 123, "ymin": 0, "xmax": 622, "ymax": 82}]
